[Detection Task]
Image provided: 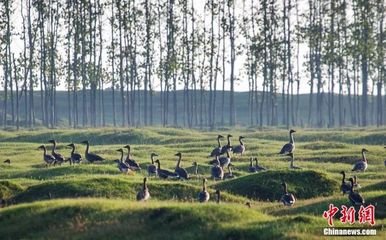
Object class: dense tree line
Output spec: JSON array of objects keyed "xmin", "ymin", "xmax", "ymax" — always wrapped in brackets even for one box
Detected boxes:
[{"xmin": 0, "ymin": 0, "xmax": 385, "ymax": 129}]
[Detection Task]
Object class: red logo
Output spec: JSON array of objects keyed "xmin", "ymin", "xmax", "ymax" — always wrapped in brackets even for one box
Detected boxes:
[{"xmin": 323, "ymin": 204, "xmax": 376, "ymax": 226}]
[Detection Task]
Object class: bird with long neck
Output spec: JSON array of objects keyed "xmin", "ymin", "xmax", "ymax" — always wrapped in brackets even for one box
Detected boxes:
[
  {"xmin": 280, "ymin": 182, "xmax": 296, "ymax": 206},
  {"xmin": 224, "ymin": 163, "xmax": 235, "ymax": 179},
  {"xmin": 232, "ymin": 136, "xmax": 246, "ymax": 156},
  {"xmin": 147, "ymin": 153, "xmax": 158, "ymax": 176},
  {"xmin": 340, "ymin": 171, "xmax": 351, "ymax": 194},
  {"xmin": 220, "ymin": 134, "xmax": 233, "ymax": 154},
  {"xmin": 81, "ymin": 140, "xmax": 104, "ymax": 163},
  {"xmin": 115, "ymin": 149, "xmax": 131, "ymax": 174},
  {"xmin": 137, "ymin": 177, "xmax": 150, "ymax": 201},
  {"xmin": 211, "ymin": 156, "xmax": 224, "ymax": 180},
  {"xmin": 198, "ymin": 178, "xmax": 210, "ymax": 202},
  {"xmin": 255, "ymin": 158, "xmax": 266, "ymax": 171},
  {"xmin": 248, "ymin": 157, "xmax": 257, "ymax": 172},
  {"xmin": 154, "ymin": 159, "xmax": 178, "ymax": 179},
  {"xmin": 123, "ymin": 145, "xmax": 141, "ymax": 170},
  {"xmin": 67, "ymin": 143, "xmax": 82, "ymax": 164},
  {"xmin": 175, "ymin": 152, "xmax": 189, "ymax": 180},
  {"xmin": 210, "ymin": 135, "xmax": 224, "ymax": 157},
  {"xmin": 288, "ymin": 153, "xmax": 301, "ymax": 169},
  {"xmin": 352, "ymin": 148, "xmax": 369, "ymax": 172},
  {"xmin": 38, "ymin": 145, "xmax": 56, "ymax": 167},
  {"xmin": 348, "ymin": 178, "xmax": 364, "ymax": 206},
  {"xmin": 48, "ymin": 140, "xmax": 65, "ymax": 165},
  {"xmin": 192, "ymin": 162, "xmax": 199, "ymax": 176},
  {"xmin": 213, "ymin": 149, "xmax": 231, "ymax": 168},
  {"xmin": 279, "ymin": 130, "xmax": 296, "ymax": 154}
]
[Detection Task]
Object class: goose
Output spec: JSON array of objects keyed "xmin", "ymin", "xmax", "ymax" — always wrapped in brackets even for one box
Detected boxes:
[
  {"xmin": 254, "ymin": 158, "xmax": 267, "ymax": 171},
  {"xmin": 352, "ymin": 148, "xmax": 369, "ymax": 172},
  {"xmin": 340, "ymin": 171, "xmax": 351, "ymax": 195},
  {"xmin": 279, "ymin": 129, "xmax": 296, "ymax": 154},
  {"xmin": 198, "ymin": 178, "xmax": 210, "ymax": 202},
  {"xmin": 224, "ymin": 163, "xmax": 236, "ymax": 179},
  {"xmin": 280, "ymin": 182, "xmax": 296, "ymax": 206},
  {"xmin": 154, "ymin": 159, "xmax": 179, "ymax": 179},
  {"xmin": 115, "ymin": 149, "xmax": 132, "ymax": 174},
  {"xmin": 210, "ymin": 149, "xmax": 231, "ymax": 168},
  {"xmin": 174, "ymin": 152, "xmax": 189, "ymax": 180},
  {"xmin": 147, "ymin": 153, "xmax": 158, "ymax": 177},
  {"xmin": 3, "ymin": 159, "xmax": 10, "ymax": 165},
  {"xmin": 136, "ymin": 177, "xmax": 150, "ymax": 201},
  {"xmin": 220, "ymin": 134, "xmax": 233, "ymax": 154},
  {"xmin": 192, "ymin": 162, "xmax": 199, "ymax": 176},
  {"xmin": 37, "ymin": 145, "xmax": 56, "ymax": 167},
  {"xmin": 248, "ymin": 157, "xmax": 257, "ymax": 172},
  {"xmin": 123, "ymin": 145, "xmax": 141, "ymax": 170},
  {"xmin": 67, "ymin": 143, "xmax": 82, "ymax": 164},
  {"xmin": 288, "ymin": 153, "xmax": 301, "ymax": 169},
  {"xmin": 211, "ymin": 156, "xmax": 224, "ymax": 180},
  {"xmin": 80, "ymin": 140, "xmax": 104, "ymax": 163},
  {"xmin": 348, "ymin": 178, "xmax": 364, "ymax": 206},
  {"xmin": 209, "ymin": 135, "xmax": 224, "ymax": 157},
  {"xmin": 232, "ymin": 136, "xmax": 246, "ymax": 156},
  {"xmin": 215, "ymin": 190, "xmax": 221, "ymax": 204},
  {"xmin": 48, "ymin": 140, "xmax": 65, "ymax": 165},
  {"xmin": 353, "ymin": 175, "xmax": 361, "ymax": 189}
]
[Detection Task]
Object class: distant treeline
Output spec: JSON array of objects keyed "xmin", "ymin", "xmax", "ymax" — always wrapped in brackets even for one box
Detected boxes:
[{"xmin": 0, "ymin": 0, "xmax": 385, "ymax": 128}]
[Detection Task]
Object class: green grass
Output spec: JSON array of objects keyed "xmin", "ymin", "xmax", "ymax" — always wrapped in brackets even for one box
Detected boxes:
[{"xmin": 0, "ymin": 127, "xmax": 385, "ymax": 239}]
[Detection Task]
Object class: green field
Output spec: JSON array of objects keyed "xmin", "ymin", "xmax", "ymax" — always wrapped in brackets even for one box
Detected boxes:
[{"xmin": 0, "ymin": 127, "xmax": 385, "ymax": 239}]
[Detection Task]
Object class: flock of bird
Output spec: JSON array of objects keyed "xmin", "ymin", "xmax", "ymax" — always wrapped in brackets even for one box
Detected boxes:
[{"xmin": 2, "ymin": 130, "xmax": 385, "ymax": 205}]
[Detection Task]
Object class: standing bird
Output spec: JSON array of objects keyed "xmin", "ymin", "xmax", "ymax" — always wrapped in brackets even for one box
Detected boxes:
[
  {"xmin": 192, "ymin": 162, "xmax": 199, "ymax": 177},
  {"xmin": 210, "ymin": 135, "xmax": 224, "ymax": 157},
  {"xmin": 215, "ymin": 190, "xmax": 221, "ymax": 204},
  {"xmin": 154, "ymin": 159, "xmax": 179, "ymax": 179},
  {"xmin": 174, "ymin": 152, "xmax": 189, "ymax": 180},
  {"xmin": 38, "ymin": 145, "xmax": 56, "ymax": 167},
  {"xmin": 48, "ymin": 140, "xmax": 65, "ymax": 166},
  {"xmin": 220, "ymin": 134, "xmax": 233, "ymax": 155},
  {"xmin": 224, "ymin": 163, "xmax": 236, "ymax": 179},
  {"xmin": 279, "ymin": 129, "xmax": 296, "ymax": 154},
  {"xmin": 147, "ymin": 153, "xmax": 158, "ymax": 177},
  {"xmin": 198, "ymin": 178, "xmax": 210, "ymax": 202},
  {"xmin": 137, "ymin": 177, "xmax": 150, "ymax": 201},
  {"xmin": 67, "ymin": 143, "xmax": 82, "ymax": 164},
  {"xmin": 211, "ymin": 156, "xmax": 224, "ymax": 180},
  {"xmin": 248, "ymin": 157, "xmax": 257, "ymax": 172},
  {"xmin": 340, "ymin": 171, "xmax": 351, "ymax": 195},
  {"xmin": 3, "ymin": 159, "xmax": 11, "ymax": 165},
  {"xmin": 232, "ymin": 136, "xmax": 246, "ymax": 156},
  {"xmin": 288, "ymin": 153, "xmax": 301, "ymax": 169},
  {"xmin": 353, "ymin": 175, "xmax": 361, "ymax": 189},
  {"xmin": 280, "ymin": 182, "xmax": 296, "ymax": 206},
  {"xmin": 115, "ymin": 149, "xmax": 132, "ymax": 174},
  {"xmin": 348, "ymin": 178, "xmax": 365, "ymax": 206},
  {"xmin": 352, "ymin": 148, "xmax": 369, "ymax": 172},
  {"xmin": 210, "ymin": 149, "xmax": 231, "ymax": 168},
  {"xmin": 123, "ymin": 145, "xmax": 141, "ymax": 170},
  {"xmin": 254, "ymin": 158, "xmax": 267, "ymax": 171},
  {"xmin": 80, "ymin": 140, "xmax": 104, "ymax": 163}
]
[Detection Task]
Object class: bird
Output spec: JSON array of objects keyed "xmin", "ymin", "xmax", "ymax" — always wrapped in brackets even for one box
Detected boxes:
[
  {"xmin": 215, "ymin": 190, "xmax": 221, "ymax": 204},
  {"xmin": 279, "ymin": 129, "xmax": 296, "ymax": 154},
  {"xmin": 340, "ymin": 171, "xmax": 351, "ymax": 195},
  {"xmin": 136, "ymin": 177, "xmax": 150, "ymax": 201},
  {"xmin": 248, "ymin": 157, "xmax": 257, "ymax": 172},
  {"xmin": 198, "ymin": 178, "xmax": 210, "ymax": 202},
  {"xmin": 210, "ymin": 149, "xmax": 231, "ymax": 168},
  {"xmin": 123, "ymin": 145, "xmax": 141, "ymax": 170},
  {"xmin": 37, "ymin": 145, "xmax": 56, "ymax": 167},
  {"xmin": 254, "ymin": 157, "xmax": 267, "ymax": 171},
  {"xmin": 115, "ymin": 149, "xmax": 132, "ymax": 174},
  {"xmin": 154, "ymin": 159, "xmax": 179, "ymax": 179},
  {"xmin": 174, "ymin": 152, "xmax": 189, "ymax": 180},
  {"xmin": 192, "ymin": 161, "xmax": 199, "ymax": 176},
  {"xmin": 232, "ymin": 136, "xmax": 246, "ymax": 156},
  {"xmin": 67, "ymin": 143, "xmax": 82, "ymax": 164},
  {"xmin": 280, "ymin": 182, "xmax": 296, "ymax": 206},
  {"xmin": 353, "ymin": 175, "xmax": 361, "ymax": 189},
  {"xmin": 48, "ymin": 140, "xmax": 65, "ymax": 166},
  {"xmin": 348, "ymin": 177, "xmax": 365, "ymax": 206},
  {"xmin": 224, "ymin": 163, "xmax": 236, "ymax": 179},
  {"xmin": 211, "ymin": 156, "xmax": 224, "ymax": 180},
  {"xmin": 80, "ymin": 140, "xmax": 104, "ymax": 163},
  {"xmin": 220, "ymin": 134, "xmax": 233, "ymax": 155},
  {"xmin": 147, "ymin": 153, "xmax": 158, "ymax": 177},
  {"xmin": 288, "ymin": 152, "xmax": 301, "ymax": 169},
  {"xmin": 209, "ymin": 135, "xmax": 224, "ymax": 157},
  {"xmin": 352, "ymin": 148, "xmax": 369, "ymax": 172},
  {"xmin": 3, "ymin": 159, "xmax": 11, "ymax": 165}
]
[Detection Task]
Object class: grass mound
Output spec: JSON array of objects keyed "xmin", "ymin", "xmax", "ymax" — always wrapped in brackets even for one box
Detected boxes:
[
  {"xmin": 0, "ymin": 180, "xmax": 23, "ymax": 199},
  {"xmin": 215, "ymin": 170, "xmax": 338, "ymax": 201}
]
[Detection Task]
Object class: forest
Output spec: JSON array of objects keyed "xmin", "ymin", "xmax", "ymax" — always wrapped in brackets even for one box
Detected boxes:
[{"xmin": 0, "ymin": 0, "xmax": 385, "ymax": 129}]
